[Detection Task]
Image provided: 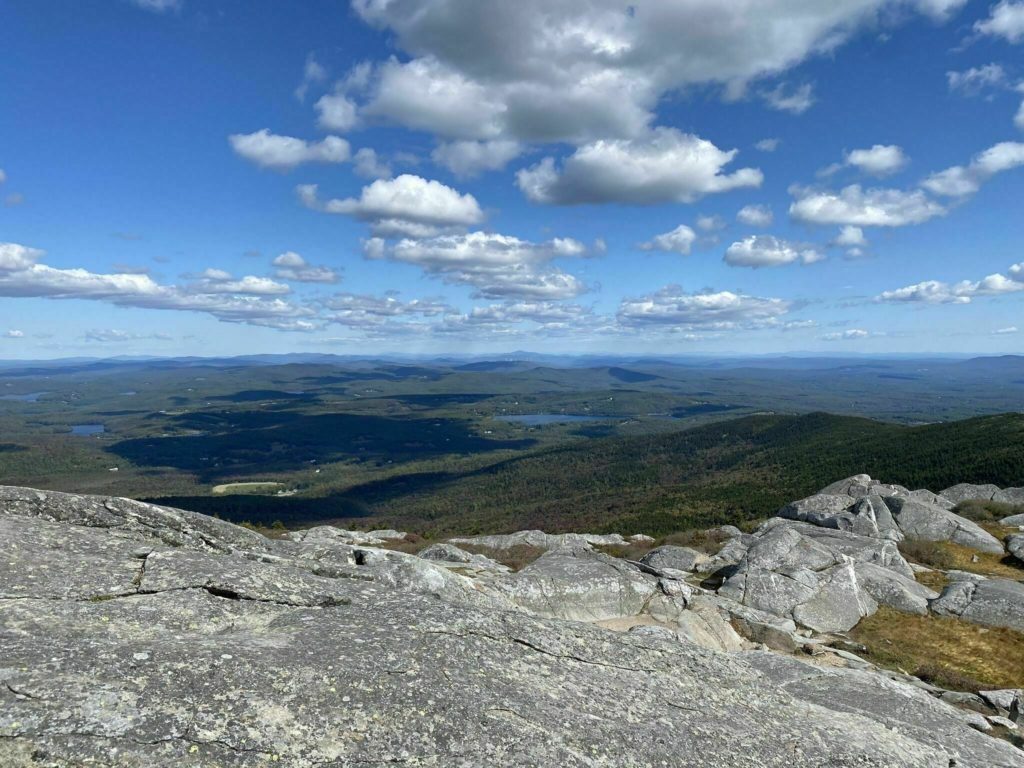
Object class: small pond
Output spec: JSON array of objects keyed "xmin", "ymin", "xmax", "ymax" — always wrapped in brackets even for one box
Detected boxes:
[{"xmin": 70, "ymin": 424, "xmax": 106, "ymax": 436}]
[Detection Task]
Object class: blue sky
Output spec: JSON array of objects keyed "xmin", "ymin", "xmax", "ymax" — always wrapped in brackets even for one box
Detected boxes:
[{"xmin": 1, "ymin": 0, "xmax": 1023, "ymax": 358}]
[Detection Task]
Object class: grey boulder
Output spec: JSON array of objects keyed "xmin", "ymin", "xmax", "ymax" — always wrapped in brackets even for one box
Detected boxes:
[
  {"xmin": 780, "ymin": 492, "xmax": 904, "ymax": 540},
  {"xmin": 931, "ymin": 574, "xmax": 1024, "ymax": 632},
  {"xmin": 717, "ymin": 524, "xmax": 882, "ymax": 633},
  {"xmin": 741, "ymin": 651, "xmax": 1024, "ymax": 768},
  {"xmin": 639, "ymin": 544, "xmax": 709, "ymax": 572},
  {"xmin": 418, "ymin": 542, "xmax": 512, "ymax": 572},
  {"xmin": 942, "ymin": 483, "xmax": 1002, "ymax": 503},
  {"xmin": 852, "ymin": 561, "xmax": 938, "ymax": 615},
  {"xmin": 995, "ymin": 488, "xmax": 1024, "ymax": 504},
  {"xmin": 448, "ymin": 529, "xmax": 630, "ymax": 551},
  {"xmin": 494, "ymin": 547, "xmax": 692, "ymax": 628},
  {"xmin": 1008, "ymin": 534, "xmax": 1024, "ymax": 563},
  {"xmin": 887, "ymin": 496, "xmax": 1005, "ymax": 554}
]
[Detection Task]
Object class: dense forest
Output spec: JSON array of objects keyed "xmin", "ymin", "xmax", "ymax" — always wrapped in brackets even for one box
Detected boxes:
[{"xmin": 153, "ymin": 412, "xmax": 1024, "ymax": 536}]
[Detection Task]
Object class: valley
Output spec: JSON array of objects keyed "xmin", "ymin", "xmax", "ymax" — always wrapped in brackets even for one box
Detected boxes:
[{"xmin": 2, "ymin": 354, "xmax": 1023, "ymax": 536}]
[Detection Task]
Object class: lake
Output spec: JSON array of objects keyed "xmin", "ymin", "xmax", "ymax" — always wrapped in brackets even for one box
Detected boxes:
[
  {"xmin": 71, "ymin": 424, "xmax": 106, "ymax": 436},
  {"xmin": 497, "ymin": 414, "xmax": 610, "ymax": 426}
]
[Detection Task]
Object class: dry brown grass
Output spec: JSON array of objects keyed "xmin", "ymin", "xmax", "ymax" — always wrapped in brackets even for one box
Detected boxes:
[
  {"xmin": 899, "ymin": 539, "xmax": 1024, "ymax": 581},
  {"xmin": 955, "ymin": 499, "xmax": 1024, "ymax": 524},
  {"xmin": 596, "ymin": 526, "xmax": 740, "ymax": 562},
  {"xmin": 451, "ymin": 543, "xmax": 546, "ymax": 571},
  {"xmin": 914, "ymin": 568, "xmax": 950, "ymax": 591},
  {"xmin": 594, "ymin": 541, "xmax": 657, "ymax": 560},
  {"xmin": 238, "ymin": 520, "xmax": 291, "ymax": 539},
  {"xmin": 376, "ymin": 533, "xmax": 432, "ymax": 554},
  {"xmin": 850, "ymin": 607, "xmax": 1024, "ymax": 692}
]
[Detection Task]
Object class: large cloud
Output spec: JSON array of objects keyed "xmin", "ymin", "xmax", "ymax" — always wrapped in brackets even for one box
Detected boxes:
[
  {"xmin": 921, "ymin": 141, "xmax": 1024, "ymax": 197},
  {"xmin": 516, "ymin": 128, "xmax": 762, "ymax": 205},
  {"xmin": 789, "ymin": 184, "xmax": 946, "ymax": 226},
  {"xmin": 326, "ymin": 292, "xmax": 452, "ymax": 329},
  {"xmin": 876, "ymin": 265, "xmax": 1024, "ymax": 304},
  {"xmin": 297, "ymin": 175, "xmax": 484, "ymax": 237},
  {"xmin": 617, "ymin": 285, "xmax": 791, "ymax": 329},
  {"xmin": 187, "ymin": 269, "xmax": 291, "ymax": 295},
  {"xmin": 974, "ymin": 1, "xmax": 1024, "ymax": 43},
  {"xmin": 229, "ymin": 129, "xmax": 350, "ymax": 171},
  {"xmin": 366, "ymin": 231, "xmax": 588, "ymax": 299},
  {"xmin": 0, "ymin": 242, "xmax": 317, "ymax": 331},
  {"xmin": 436, "ymin": 301, "xmax": 601, "ymax": 338},
  {"xmin": 349, "ymin": 0, "xmax": 964, "ymax": 144},
  {"xmin": 724, "ymin": 235, "xmax": 824, "ymax": 268}
]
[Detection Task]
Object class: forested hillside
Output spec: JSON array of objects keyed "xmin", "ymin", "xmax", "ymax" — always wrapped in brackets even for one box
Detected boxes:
[{"xmin": 154, "ymin": 412, "xmax": 1024, "ymax": 536}]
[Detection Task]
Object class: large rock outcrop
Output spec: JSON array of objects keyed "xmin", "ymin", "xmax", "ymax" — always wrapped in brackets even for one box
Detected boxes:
[
  {"xmin": 448, "ymin": 529, "xmax": 645, "ymax": 551},
  {"xmin": 715, "ymin": 519, "xmax": 934, "ymax": 633},
  {"xmin": 3, "ymin": 486, "xmax": 1023, "ymax": 766},
  {"xmin": 712, "ymin": 474, "xmax": 1024, "ymax": 633},
  {"xmin": 930, "ymin": 571, "xmax": 1024, "ymax": 632},
  {"xmin": 780, "ymin": 474, "xmax": 1005, "ymax": 553},
  {"xmin": 943, "ymin": 483, "xmax": 1024, "ymax": 505},
  {"xmin": 888, "ymin": 496, "xmax": 1005, "ymax": 554}
]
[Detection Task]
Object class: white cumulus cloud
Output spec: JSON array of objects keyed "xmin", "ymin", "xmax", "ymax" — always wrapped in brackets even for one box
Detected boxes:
[
  {"xmin": 639, "ymin": 225, "xmax": 698, "ymax": 255},
  {"xmin": 876, "ymin": 266, "xmax": 1024, "ymax": 304},
  {"xmin": 229, "ymin": 129, "xmax": 350, "ymax": 171},
  {"xmin": 947, "ymin": 63, "xmax": 1007, "ymax": 94},
  {"xmin": 352, "ymin": 148, "xmax": 392, "ymax": 180},
  {"xmin": 737, "ymin": 204, "xmax": 774, "ymax": 227},
  {"xmin": 790, "ymin": 184, "xmax": 946, "ymax": 226},
  {"xmin": 833, "ymin": 225, "xmax": 868, "ymax": 247},
  {"xmin": 845, "ymin": 145, "xmax": 909, "ymax": 176},
  {"xmin": 724, "ymin": 235, "xmax": 824, "ymax": 268},
  {"xmin": 516, "ymin": 128, "xmax": 762, "ymax": 205},
  {"xmin": 432, "ymin": 140, "xmax": 524, "ymax": 178},
  {"xmin": 295, "ymin": 54, "xmax": 328, "ymax": 102},
  {"xmin": 617, "ymin": 286, "xmax": 791, "ymax": 330},
  {"xmin": 0, "ymin": 242, "xmax": 318, "ymax": 331},
  {"xmin": 821, "ymin": 329, "xmax": 871, "ymax": 340},
  {"xmin": 761, "ymin": 83, "xmax": 815, "ymax": 114},
  {"xmin": 366, "ymin": 231, "xmax": 588, "ymax": 300},
  {"xmin": 975, "ymin": 1, "xmax": 1024, "ymax": 43},
  {"xmin": 272, "ymin": 252, "xmax": 340, "ymax": 284},
  {"xmin": 349, "ymin": 0, "xmax": 963, "ymax": 145},
  {"xmin": 921, "ymin": 141, "xmax": 1024, "ymax": 197},
  {"xmin": 297, "ymin": 175, "xmax": 484, "ymax": 237},
  {"xmin": 315, "ymin": 93, "xmax": 359, "ymax": 132}
]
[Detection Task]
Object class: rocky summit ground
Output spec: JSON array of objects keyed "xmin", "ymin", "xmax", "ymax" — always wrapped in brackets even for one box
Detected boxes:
[{"xmin": 1, "ymin": 478, "xmax": 1023, "ymax": 767}]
